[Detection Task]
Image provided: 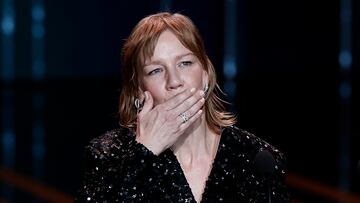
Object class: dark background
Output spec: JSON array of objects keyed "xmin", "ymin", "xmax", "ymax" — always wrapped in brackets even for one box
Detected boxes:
[{"xmin": 0, "ymin": 0, "xmax": 359, "ymax": 202}]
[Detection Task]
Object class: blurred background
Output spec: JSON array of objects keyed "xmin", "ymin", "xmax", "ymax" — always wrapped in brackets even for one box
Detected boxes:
[{"xmin": 0, "ymin": 0, "xmax": 359, "ymax": 202}]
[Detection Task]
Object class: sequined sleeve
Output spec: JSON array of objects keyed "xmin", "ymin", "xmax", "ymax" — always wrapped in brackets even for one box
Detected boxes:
[
  {"xmin": 75, "ymin": 129, "xmax": 160, "ymax": 202},
  {"xmin": 269, "ymin": 150, "xmax": 291, "ymax": 202}
]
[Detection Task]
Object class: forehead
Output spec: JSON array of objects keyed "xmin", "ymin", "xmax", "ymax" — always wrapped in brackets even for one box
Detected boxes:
[{"xmin": 146, "ymin": 30, "xmax": 192, "ymax": 63}]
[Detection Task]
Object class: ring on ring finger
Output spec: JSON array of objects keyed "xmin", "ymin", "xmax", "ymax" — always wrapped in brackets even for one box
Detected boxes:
[{"xmin": 179, "ymin": 112, "xmax": 189, "ymax": 123}]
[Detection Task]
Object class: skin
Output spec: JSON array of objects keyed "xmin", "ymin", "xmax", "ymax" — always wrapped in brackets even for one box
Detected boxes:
[{"xmin": 135, "ymin": 30, "xmax": 221, "ymax": 202}]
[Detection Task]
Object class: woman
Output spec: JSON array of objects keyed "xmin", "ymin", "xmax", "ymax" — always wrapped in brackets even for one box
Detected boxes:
[{"xmin": 76, "ymin": 12, "xmax": 290, "ymax": 202}]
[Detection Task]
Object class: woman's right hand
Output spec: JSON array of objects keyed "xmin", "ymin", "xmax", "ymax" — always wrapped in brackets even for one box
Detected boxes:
[{"xmin": 135, "ymin": 88, "xmax": 205, "ymax": 155}]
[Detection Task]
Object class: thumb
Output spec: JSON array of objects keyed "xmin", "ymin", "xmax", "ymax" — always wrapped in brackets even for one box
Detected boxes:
[{"xmin": 140, "ymin": 91, "xmax": 153, "ymax": 115}]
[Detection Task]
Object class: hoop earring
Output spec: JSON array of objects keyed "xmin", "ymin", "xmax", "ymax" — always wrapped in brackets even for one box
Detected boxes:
[{"xmin": 134, "ymin": 98, "xmax": 143, "ymax": 113}]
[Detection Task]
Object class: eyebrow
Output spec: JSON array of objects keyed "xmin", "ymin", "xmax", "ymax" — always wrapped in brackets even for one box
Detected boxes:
[
  {"xmin": 144, "ymin": 52, "xmax": 194, "ymax": 67},
  {"xmin": 175, "ymin": 52, "xmax": 194, "ymax": 61}
]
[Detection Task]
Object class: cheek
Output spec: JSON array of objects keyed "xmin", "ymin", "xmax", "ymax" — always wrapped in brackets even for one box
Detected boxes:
[
  {"xmin": 185, "ymin": 67, "xmax": 204, "ymax": 88},
  {"xmin": 143, "ymin": 80, "xmax": 166, "ymax": 105}
]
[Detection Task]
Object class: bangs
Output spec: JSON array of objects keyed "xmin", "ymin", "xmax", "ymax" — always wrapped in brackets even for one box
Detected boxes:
[{"xmin": 132, "ymin": 13, "xmax": 207, "ymax": 72}]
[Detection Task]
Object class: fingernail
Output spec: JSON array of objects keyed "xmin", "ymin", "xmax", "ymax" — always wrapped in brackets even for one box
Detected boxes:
[
  {"xmin": 190, "ymin": 88, "xmax": 196, "ymax": 93},
  {"xmin": 199, "ymin": 90, "xmax": 204, "ymax": 96}
]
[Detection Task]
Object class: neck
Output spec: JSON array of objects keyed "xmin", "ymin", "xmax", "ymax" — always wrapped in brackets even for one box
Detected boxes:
[{"xmin": 171, "ymin": 114, "xmax": 219, "ymax": 171}]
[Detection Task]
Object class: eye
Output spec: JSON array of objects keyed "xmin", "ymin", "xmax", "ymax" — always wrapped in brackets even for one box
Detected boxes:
[
  {"xmin": 148, "ymin": 68, "xmax": 163, "ymax": 76},
  {"xmin": 178, "ymin": 61, "xmax": 193, "ymax": 68}
]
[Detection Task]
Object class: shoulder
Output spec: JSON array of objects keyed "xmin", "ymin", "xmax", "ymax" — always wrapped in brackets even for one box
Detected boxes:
[
  {"xmin": 85, "ymin": 127, "xmax": 136, "ymax": 159},
  {"xmin": 221, "ymin": 126, "xmax": 290, "ymax": 201},
  {"xmin": 222, "ymin": 125, "xmax": 286, "ymax": 163}
]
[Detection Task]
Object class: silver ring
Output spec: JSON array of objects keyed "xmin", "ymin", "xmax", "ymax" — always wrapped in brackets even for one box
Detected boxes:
[{"xmin": 179, "ymin": 112, "xmax": 189, "ymax": 123}]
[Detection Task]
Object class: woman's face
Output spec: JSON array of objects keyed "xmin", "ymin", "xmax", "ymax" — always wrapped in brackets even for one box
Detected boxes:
[{"xmin": 140, "ymin": 30, "xmax": 207, "ymax": 106}]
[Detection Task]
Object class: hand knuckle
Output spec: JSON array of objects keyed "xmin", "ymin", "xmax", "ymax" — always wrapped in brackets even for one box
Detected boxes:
[
  {"xmin": 166, "ymin": 112, "xmax": 175, "ymax": 120},
  {"xmin": 170, "ymin": 122, "xmax": 178, "ymax": 129}
]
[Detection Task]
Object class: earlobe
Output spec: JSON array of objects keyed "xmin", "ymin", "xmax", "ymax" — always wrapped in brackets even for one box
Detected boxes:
[{"xmin": 202, "ymin": 70, "xmax": 209, "ymax": 85}]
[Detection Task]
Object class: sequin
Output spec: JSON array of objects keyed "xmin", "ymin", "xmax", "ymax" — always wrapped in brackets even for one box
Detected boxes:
[{"xmin": 75, "ymin": 126, "xmax": 290, "ymax": 202}]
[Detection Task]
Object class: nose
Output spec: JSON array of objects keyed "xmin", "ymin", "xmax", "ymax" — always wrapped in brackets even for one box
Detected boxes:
[{"xmin": 166, "ymin": 69, "xmax": 183, "ymax": 90}]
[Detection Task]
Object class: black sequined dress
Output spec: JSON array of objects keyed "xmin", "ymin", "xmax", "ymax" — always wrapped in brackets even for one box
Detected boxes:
[{"xmin": 75, "ymin": 126, "xmax": 290, "ymax": 202}]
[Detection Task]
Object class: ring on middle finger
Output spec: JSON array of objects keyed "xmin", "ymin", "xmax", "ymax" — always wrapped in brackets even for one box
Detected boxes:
[{"xmin": 179, "ymin": 112, "xmax": 189, "ymax": 123}]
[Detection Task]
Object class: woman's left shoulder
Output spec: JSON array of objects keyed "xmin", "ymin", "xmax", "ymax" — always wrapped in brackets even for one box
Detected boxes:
[{"xmin": 221, "ymin": 125, "xmax": 286, "ymax": 161}]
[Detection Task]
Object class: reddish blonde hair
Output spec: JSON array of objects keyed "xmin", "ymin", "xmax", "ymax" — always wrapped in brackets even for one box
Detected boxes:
[{"xmin": 119, "ymin": 12, "xmax": 236, "ymax": 133}]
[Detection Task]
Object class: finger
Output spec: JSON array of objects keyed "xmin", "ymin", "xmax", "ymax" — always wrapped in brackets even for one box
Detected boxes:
[
  {"xmin": 179, "ymin": 109, "xmax": 203, "ymax": 131},
  {"xmin": 172, "ymin": 90, "xmax": 204, "ymax": 117},
  {"xmin": 176, "ymin": 97, "xmax": 205, "ymax": 124},
  {"xmin": 163, "ymin": 87, "xmax": 196, "ymax": 110},
  {"xmin": 139, "ymin": 91, "xmax": 153, "ymax": 116}
]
